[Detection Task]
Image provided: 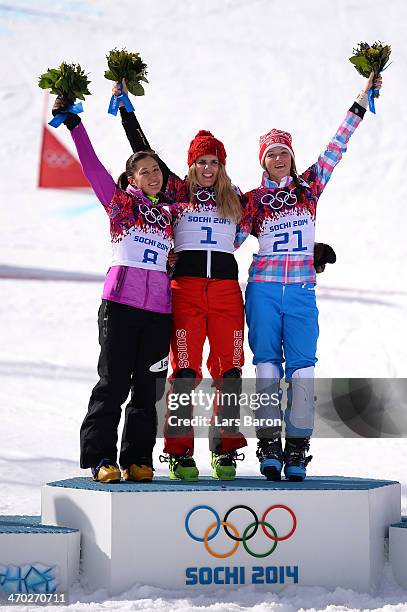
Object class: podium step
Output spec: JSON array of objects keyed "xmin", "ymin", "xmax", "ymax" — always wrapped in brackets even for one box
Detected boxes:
[
  {"xmin": 42, "ymin": 475, "xmax": 400, "ymax": 595},
  {"xmin": 46, "ymin": 474, "xmax": 398, "ymax": 491},
  {"xmin": 390, "ymin": 517, "xmax": 407, "ymax": 588},
  {"xmin": 0, "ymin": 515, "xmax": 79, "ymax": 597}
]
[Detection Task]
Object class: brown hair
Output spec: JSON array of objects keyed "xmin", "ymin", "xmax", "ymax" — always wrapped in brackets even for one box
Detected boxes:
[
  {"xmin": 290, "ymin": 158, "xmax": 302, "ymax": 201},
  {"xmin": 187, "ymin": 163, "xmax": 242, "ymax": 223},
  {"xmin": 117, "ymin": 150, "xmax": 162, "ymax": 190}
]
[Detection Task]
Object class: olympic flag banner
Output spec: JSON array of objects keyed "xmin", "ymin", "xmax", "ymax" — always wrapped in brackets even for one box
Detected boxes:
[
  {"xmin": 41, "ymin": 476, "xmax": 400, "ymax": 595},
  {"xmin": 38, "ymin": 126, "xmax": 91, "ymax": 189}
]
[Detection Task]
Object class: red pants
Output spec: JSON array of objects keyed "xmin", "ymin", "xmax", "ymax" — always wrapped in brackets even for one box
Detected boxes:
[{"xmin": 164, "ymin": 277, "xmax": 247, "ymax": 455}]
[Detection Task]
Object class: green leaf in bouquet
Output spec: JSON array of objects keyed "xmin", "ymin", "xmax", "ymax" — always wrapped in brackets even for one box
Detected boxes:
[
  {"xmin": 105, "ymin": 48, "xmax": 148, "ymax": 96},
  {"xmin": 104, "ymin": 69, "xmax": 117, "ymax": 81},
  {"xmin": 350, "ymin": 41, "xmax": 392, "ymax": 75},
  {"xmin": 349, "ymin": 55, "xmax": 371, "ymax": 78},
  {"xmin": 127, "ymin": 81, "xmax": 145, "ymax": 96},
  {"xmin": 126, "ymin": 69, "xmax": 138, "ymax": 82},
  {"xmin": 38, "ymin": 76, "xmax": 50, "ymax": 89},
  {"xmin": 349, "ymin": 41, "xmax": 391, "ymax": 98},
  {"xmin": 38, "ymin": 62, "xmax": 91, "ymax": 102}
]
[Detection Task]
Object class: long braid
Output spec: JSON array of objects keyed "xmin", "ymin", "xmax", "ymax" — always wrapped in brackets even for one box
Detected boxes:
[
  {"xmin": 290, "ymin": 159, "xmax": 302, "ymax": 204},
  {"xmin": 291, "ymin": 159, "xmax": 315, "ymax": 217}
]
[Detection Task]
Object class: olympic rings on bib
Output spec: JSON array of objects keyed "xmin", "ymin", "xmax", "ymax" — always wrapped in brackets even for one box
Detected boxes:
[
  {"xmin": 260, "ymin": 189, "xmax": 297, "ymax": 210},
  {"xmin": 139, "ymin": 204, "xmax": 171, "ymax": 228},
  {"xmin": 185, "ymin": 503, "xmax": 297, "ymax": 558},
  {"xmin": 195, "ymin": 189, "xmax": 216, "ymax": 203}
]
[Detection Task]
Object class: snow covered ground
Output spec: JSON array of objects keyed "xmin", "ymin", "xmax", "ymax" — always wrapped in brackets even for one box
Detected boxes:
[{"xmin": 0, "ymin": 0, "xmax": 407, "ymax": 609}]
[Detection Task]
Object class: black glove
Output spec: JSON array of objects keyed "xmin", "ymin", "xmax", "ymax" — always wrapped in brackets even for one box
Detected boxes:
[
  {"xmin": 166, "ymin": 248, "xmax": 178, "ymax": 278},
  {"xmin": 51, "ymin": 96, "xmax": 81, "ymax": 131},
  {"xmin": 314, "ymin": 242, "xmax": 336, "ymax": 274}
]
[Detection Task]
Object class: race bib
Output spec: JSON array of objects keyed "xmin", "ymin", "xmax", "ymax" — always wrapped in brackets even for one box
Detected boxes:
[
  {"xmin": 258, "ymin": 212, "xmax": 315, "ymax": 256},
  {"xmin": 174, "ymin": 206, "xmax": 236, "ymax": 253},
  {"xmin": 108, "ymin": 190, "xmax": 173, "ymax": 272},
  {"xmin": 111, "ymin": 227, "xmax": 172, "ymax": 272}
]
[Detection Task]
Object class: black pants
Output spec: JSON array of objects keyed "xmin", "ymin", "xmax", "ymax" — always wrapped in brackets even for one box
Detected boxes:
[{"xmin": 80, "ymin": 300, "xmax": 171, "ymax": 468}]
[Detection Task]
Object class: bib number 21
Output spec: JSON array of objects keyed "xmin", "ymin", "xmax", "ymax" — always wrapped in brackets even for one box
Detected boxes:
[{"xmin": 273, "ymin": 230, "xmax": 307, "ymax": 253}]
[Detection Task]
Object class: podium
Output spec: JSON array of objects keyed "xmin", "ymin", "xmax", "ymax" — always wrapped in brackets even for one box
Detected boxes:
[
  {"xmin": 389, "ymin": 519, "xmax": 407, "ymax": 588},
  {"xmin": 0, "ymin": 515, "xmax": 79, "ymax": 595},
  {"xmin": 41, "ymin": 476, "xmax": 400, "ymax": 595}
]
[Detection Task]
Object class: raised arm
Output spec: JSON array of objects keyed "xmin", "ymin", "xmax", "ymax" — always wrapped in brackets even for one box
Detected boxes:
[
  {"xmin": 113, "ymin": 80, "xmax": 173, "ymax": 190},
  {"xmin": 52, "ymin": 98, "xmax": 115, "ymax": 206},
  {"xmin": 119, "ymin": 105, "xmax": 151, "ymax": 151},
  {"xmin": 71, "ymin": 122, "xmax": 116, "ymax": 206},
  {"xmin": 302, "ymin": 72, "xmax": 383, "ymax": 198}
]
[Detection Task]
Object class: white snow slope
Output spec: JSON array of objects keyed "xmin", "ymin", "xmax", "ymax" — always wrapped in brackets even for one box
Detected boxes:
[{"xmin": 0, "ymin": 0, "xmax": 407, "ymax": 610}]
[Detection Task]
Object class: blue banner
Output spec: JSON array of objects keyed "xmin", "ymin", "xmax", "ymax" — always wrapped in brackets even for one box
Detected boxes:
[
  {"xmin": 368, "ymin": 87, "xmax": 380, "ymax": 114},
  {"xmin": 48, "ymin": 102, "xmax": 84, "ymax": 128},
  {"xmin": 108, "ymin": 83, "xmax": 135, "ymax": 116}
]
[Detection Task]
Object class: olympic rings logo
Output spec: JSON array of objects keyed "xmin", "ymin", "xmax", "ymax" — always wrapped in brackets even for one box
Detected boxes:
[
  {"xmin": 44, "ymin": 149, "xmax": 74, "ymax": 168},
  {"xmin": 260, "ymin": 190, "xmax": 297, "ymax": 210},
  {"xmin": 139, "ymin": 204, "xmax": 171, "ymax": 228},
  {"xmin": 195, "ymin": 189, "xmax": 216, "ymax": 203},
  {"xmin": 185, "ymin": 504, "xmax": 296, "ymax": 559}
]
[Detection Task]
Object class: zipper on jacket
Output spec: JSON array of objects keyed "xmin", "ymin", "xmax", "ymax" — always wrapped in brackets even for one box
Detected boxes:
[
  {"xmin": 143, "ymin": 269, "xmax": 150, "ymax": 309},
  {"xmin": 206, "ymin": 250, "xmax": 211, "ymax": 278},
  {"xmin": 102, "ymin": 302, "xmax": 109, "ymax": 339},
  {"xmin": 115, "ymin": 266, "xmax": 127, "ymax": 293},
  {"xmin": 284, "ymin": 255, "xmax": 289, "ymax": 284}
]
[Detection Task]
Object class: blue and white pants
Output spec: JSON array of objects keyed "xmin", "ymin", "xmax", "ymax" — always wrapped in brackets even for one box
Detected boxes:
[{"xmin": 245, "ymin": 281, "xmax": 319, "ymax": 438}]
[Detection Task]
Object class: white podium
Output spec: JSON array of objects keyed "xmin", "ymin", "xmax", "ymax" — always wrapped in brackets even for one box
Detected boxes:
[
  {"xmin": 41, "ymin": 476, "xmax": 400, "ymax": 595},
  {"xmin": 0, "ymin": 515, "xmax": 79, "ymax": 596},
  {"xmin": 389, "ymin": 518, "xmax": 407, "ymax": 588}
]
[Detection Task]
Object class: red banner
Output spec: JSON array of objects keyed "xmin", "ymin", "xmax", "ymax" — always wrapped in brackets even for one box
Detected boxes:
[{"xmin": 38, "ymin": 125, "xmax": 91, "ymax": 189}]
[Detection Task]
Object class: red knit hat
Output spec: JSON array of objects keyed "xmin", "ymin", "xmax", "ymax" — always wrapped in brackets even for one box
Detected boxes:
[
  {"xmin": 259, "ymin": 128, "xmax": 294, "ymax": 167},
  {"xmin": 187, "ymin": 130, "xmax": 227, "ymax": 167}
]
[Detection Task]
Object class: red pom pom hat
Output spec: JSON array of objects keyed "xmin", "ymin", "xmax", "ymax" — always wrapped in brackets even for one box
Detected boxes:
[
  {"xmin": 187, "ymin": 130, "xmax": 227, "ymax": 167},
  {"xmin": 259, "ymin": 128, "xmax": 295, "ymax": 168}
]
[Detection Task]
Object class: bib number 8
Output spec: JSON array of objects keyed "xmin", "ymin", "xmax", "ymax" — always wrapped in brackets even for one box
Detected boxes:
[{"xmin": 142, "ymin": 249, "xmax": 158, "ymax": 264}]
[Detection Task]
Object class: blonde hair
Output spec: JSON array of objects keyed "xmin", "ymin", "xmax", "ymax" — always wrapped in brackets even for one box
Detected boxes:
[{"xmin": 187, "ymin": 163, "xmax": 242, "ymax": 223}]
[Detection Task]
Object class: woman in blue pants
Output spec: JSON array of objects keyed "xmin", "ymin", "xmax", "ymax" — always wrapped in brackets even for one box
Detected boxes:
[{"xmin": 237, "ymin": 71, "xmax": 383, "ymax": 481}]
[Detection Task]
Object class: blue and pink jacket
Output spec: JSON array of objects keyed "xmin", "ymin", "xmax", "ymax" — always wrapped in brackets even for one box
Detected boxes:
[{"xmin": 235, "ymin": 103, "xmax": 365, "ymax": 284}]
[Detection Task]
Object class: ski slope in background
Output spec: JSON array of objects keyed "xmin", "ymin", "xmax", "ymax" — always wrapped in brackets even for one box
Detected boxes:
[{"xmin": 0, "ymin": 1, "xmax": 407, "ymax": 610}]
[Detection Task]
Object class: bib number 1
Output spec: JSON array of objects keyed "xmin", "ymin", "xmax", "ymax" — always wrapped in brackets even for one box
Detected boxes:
[{"xmin": 200, "ymin": 226, "xmax": 218, "ymax": 245}]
